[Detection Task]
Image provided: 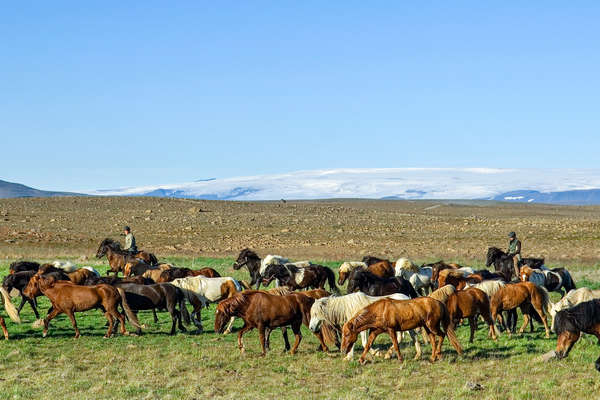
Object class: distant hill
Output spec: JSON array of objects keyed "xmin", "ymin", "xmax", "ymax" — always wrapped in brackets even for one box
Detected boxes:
[
  {"xmin": 491, "ymin": 189, "xmax": 600, "ymax": 205},
  {"xmin": 0, "ymin": 179, "xmax": 81, "ymax": 198}
]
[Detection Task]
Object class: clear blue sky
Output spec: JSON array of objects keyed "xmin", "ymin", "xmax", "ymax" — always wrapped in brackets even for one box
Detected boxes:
[{"xmin": 2, "ymin": 2, "xmax": 599, "ymax": 191}]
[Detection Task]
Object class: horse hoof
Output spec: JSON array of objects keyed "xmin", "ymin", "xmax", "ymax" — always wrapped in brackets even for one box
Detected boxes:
[{"xmin": 359, "ymin": 358, "xmax": 369, "ymax": 365}]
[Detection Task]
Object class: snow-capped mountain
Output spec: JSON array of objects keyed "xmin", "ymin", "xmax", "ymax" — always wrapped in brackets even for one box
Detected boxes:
[{"xmin": 86, "ymin": 168, "xmax": 600, "ymax": 204}]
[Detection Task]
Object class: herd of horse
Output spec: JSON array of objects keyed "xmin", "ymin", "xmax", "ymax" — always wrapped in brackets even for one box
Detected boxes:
[{"xmin": 0, "ymin": 239, "xmax": 599, "ymax": 373}]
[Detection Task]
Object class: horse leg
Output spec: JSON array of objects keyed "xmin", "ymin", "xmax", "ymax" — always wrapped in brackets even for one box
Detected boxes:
[
  {"xmin": 237, "ymin": 322, "xmax": 252, "ymax": 354},
  {"xmin": 28, "ymin": 297, "xmax": 40, "ymax": 319},
  {"xmin": 405, "ymin": 330, "xmax": 422, "ymax": 360},
  {"xmin": 0, "ymin": 316, "xmax": 7, "ymax": 340},
  {"xmin": 359, "ymin": 329, "xmax": 384, "ymax": 365},
  {"xmin": 176, "ymin": 309, "xmax": 186, "ymax": 333},
  {"xmin": 112, "ymin": 308, "xmax": 127, "ymax": 336},
  {"xmin": 224, "ymin": 316, "xmax": 236, "ymax": 334},
  {"xmin": 518, "ymin": 313, "xmax": 531, "ymax": 335},
  {"xmin": 387, "ymin": 329, "xmax": 403, "ymax": 362},
  {"xmin": 102, "ymin": 311, "xmax": 115, "ymax": 338},
  {"xmin": 290, "ymin": 321, "xmax": 303, "ymax": 355},
  {"xmin": 468, "ymin": 317, "xmax": 476, "ymax": 343},
  {"xmin": 532, "ymin": 303, "xmax": 550, "ymax": 338},
  {"xmin": 42, "ymin": 307, "xmax": 62, "ymax": 338},
  {"xmin": 17, "ymin": 296, "xmax": 26, "ymax": 314},
  {"xmin": 153, "ymin": 308, "xmax": 159, "ymax": 323},
  {"xmin": 280, "ymin": 327, "xmax": 290, "ymax": 351},
  {"xmin": 258, "ymin": 325, "xmax": 267, "ymax": 356},
  {"xmin": 65, "ymin": 310, "xmax": 81, "ymax": 339}
]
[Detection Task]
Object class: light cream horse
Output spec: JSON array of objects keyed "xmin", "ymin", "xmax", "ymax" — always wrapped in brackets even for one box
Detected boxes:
[{"xmin": 550, "ymin": 287, "xmax": 600, "ymax": 331}]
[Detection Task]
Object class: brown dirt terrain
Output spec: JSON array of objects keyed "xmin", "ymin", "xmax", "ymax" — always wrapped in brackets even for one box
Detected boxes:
[{"xmin": 1, "ymin": 196, "xmax": 599, "ymax": 265}]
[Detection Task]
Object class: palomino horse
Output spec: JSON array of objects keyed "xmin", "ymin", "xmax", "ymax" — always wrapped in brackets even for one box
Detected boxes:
[
  {"xmin": 261, "ymin": 263, "xmax": 339, "ymax": 293},
  {"xmin": 309, "ymin": 292, "xmax": 422, "ymax": 361},
  {"xmin": 170, "ymin": 276, "xmax": 245, "ymax": 332},
  {"xmin": 341, "ymin": 297, "xmax": 462, "ymax": 364},
  {"xmin": 96, "ymin": 238, "xmax": 158, "ymax": 276},
  {"xmin": 346, "ymin": 269, "xmax": 418, "ymax": 298},
  {"xmin": 490, "ymin": 281, "xmax": 552, "ymax": 338},
  {"xmin": 553, "ymin": 299, "xmax": 600, "ymax": 372},
  {"xmin": 520, "ymin": 265, "xmax": 575, "ymax": 297},
  {"xmin": 23, "ymin": 274, "xmax": 140, "ymax": 338},
  {"xmin": 214, "ymin": 291, "xmax": 329, "ymax": 356}
]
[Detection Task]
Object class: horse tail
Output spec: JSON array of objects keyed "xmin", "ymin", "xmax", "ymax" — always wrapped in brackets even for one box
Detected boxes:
[
  {"xmin": 320, "ymin": 322, "xmax": 338, "ymax": 347},
  {"xmin": 0, "ymin": 287, "xmax": 20, "ymax": 323},
  {"xmin": 176, "ymin": 287, "xmax": 191, "ymax": 325},
  {"xmin": 563, "ymin": 270, "xmax": 576, "ymax": 292},
  {"xmin": 116, "ymin": 288, "xmax": 141, "ymax": 329},
  {"xmin": 441, "ymin": 305, "xmax": 462, "ymax": 355},
  {"xmin": 325, "ymin": 267, "xmax": 340, "ymax": 294},
  {"xmin": 149, "ymin": 253, "xmax": 159, "ymax": 266},
  {"xmin": 537, "ymin": 285, "xmax": 552, "ymax": 316}
]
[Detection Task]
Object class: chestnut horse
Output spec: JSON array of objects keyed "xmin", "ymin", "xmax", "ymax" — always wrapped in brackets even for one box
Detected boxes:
[
  {"xmin": 437, "ymin": 269, "xmax": 482, "ymax": 290},
  {"xmin": 67, "ymin": 268, "xmax": 99, "ymax": 285},
  {"xmin": 23, "ymin": 275, "xmax": 140, "ymax": 338},
  {"xmin": 338, "ymin": 261, "xmax": 394, "ymax": 286},
  {"xmin": 490, "ymin": 281, "xmax": 551, "ymax": 338},
  {"xmin": 445, "ymin": 287, "xmax": 497, "ymax": 343},
  {"xmin": 554, "ymin": 299, "xmax": 600, "ymax": 371},
  {"xmin": 156, "ymin": 267, "xmax": 221, "ymax": 283},
  {"xmin": 96, "ymin": 238, "xmax": 158, "ymax": 276},
  {"xmin": 341, "ymin": 297, "xmax": 462, "ymax": 363},
  {"xmin": 429, "ymin": 261, "xmax": 471, "ymax": 288},
  {"xmin": 214, "ymin": 291, "xmax": 329, "ymax": 356}
]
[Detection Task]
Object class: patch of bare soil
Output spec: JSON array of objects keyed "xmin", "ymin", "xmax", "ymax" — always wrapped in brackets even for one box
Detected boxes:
[{"xmin": 1, "ymin": 197, "xmax": 599, "ymax": 265}]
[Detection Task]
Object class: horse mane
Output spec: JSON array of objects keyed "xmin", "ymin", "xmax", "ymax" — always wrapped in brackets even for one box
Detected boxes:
[
  {"xmin": 555, "ymin": 299, "xmax": 600, "ymax": 335},
  {"xmin": 395, "ymin": 258, "xmax": 418, "ymax": 272},
  {"xmin": 429, "ymin": 284, "xmax": 456, "ymax": 303},
  {"xmin": 266, "ymin": 286, "xmax": 292, "ymax": 296},
  {"xmin": 285, "ymin": 264, "xmax": 301, "ymax": 274},
  {"xmin": 339, "ymin": 262, "xmax": 366, "ymax": 274},
  {"xmin": 219, "ymin": 292, "xmax": 250, "ymax": 315},
  {"xmin": 239, "ymin": 248, "xmax": 259, "ymax": 259}
]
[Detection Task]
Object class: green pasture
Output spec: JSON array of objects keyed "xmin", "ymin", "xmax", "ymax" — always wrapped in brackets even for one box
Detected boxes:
[{"xmin": 0, "ymin": 257, "xmax": 598, "ymax": 400}]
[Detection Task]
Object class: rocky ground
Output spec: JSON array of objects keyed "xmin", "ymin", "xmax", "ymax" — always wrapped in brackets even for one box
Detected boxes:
[{"xmin": 1, "ymin": 196, "xmax": 599, "ymax": 265}]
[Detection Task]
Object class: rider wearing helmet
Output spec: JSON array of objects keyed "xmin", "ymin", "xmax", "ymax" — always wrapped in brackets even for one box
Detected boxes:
[{"xmin": 507, "ymin": 231, "xmax": 521, "ymax": 278}]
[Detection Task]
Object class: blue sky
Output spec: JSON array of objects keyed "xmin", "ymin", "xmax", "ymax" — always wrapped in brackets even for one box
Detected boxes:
[{"xmin": 1, "ymin": 2, "xmax": 599, "ymax": 191}]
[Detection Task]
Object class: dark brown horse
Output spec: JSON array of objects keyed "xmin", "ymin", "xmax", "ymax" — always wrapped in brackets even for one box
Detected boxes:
[
  {"xmin": 67, "ymin": 269, "xmax": 99, "ymax": 285},
  {"xmin": 554, "ymin": 299, "xmax": 600, "ymax": 371},
  {"xmin": 156, "ymin": 267, "xmax": 221, "ymax": 283},
  {"xmin": 214, "ymin": 291, "xmax": 329, "ymax": 355},
  {"xmin": 490, "ymin": 281, "xmax": 551, "ymax": 338},
  {"xmin": 445, "ymin": 287, "xmax": 497, "ymax": 343},
  {"xmin": 9, "ymin": 261, "xmax": 40, "ymax": 274},
  {"xmin": 23, "ymin": 275, "xmax": 140, "ymax": 338},
  {"xmin": 346, "ymin": 269, "xmax": 418, "ymax": 298},
  {"xmin": 96, "ymin": 238, "xmax": 158, "ymax": 276},
  {"xmin": 341, "ymin": 297, "xmax": 462, "ymax": 363},
  {"xmin": 261, "ymin": 264, "xmax": 339, "ymax": 293},
  {"xmin": 361, "ymin": 256, "xmax": 396, "ymax": 267},
  {"xmin": 437, "ymin": 269, "xmax": 482, "ymax": 290}
]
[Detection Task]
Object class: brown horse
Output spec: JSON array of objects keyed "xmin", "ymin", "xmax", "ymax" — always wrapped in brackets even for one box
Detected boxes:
[
  {"xmin": 96, "ymin": 238, "xmax": 158, "ymax": 276},
  {"xmin": 445, "ymin": 287, "xmax": 497, "ymax": 343},
  {"xmin": 429, "ymin": 261, "xmax": 465, "ymax": 287},
  {"xmin": 67, "ymin": 269, "xmax": 99, "ymax": 285},
  {"xmin": 437, "ymin": 269, "xmax": 482, "ymax": 290},
  {"xmin": 214, "ymin": 290, "xmax": 329, "ymax": 356},
  {"xmin": 23, "ymin": 275, "xmax": 140, "ymax": 338},
  {"xmin": 490, "ymin": 281, "xmax": 551, "ymax": 338},
  {"xmin": 338, "ymin": 261, "xmax": 395, "ymax": 286},
  {"xmin": 341, "ymin": 297, "xmax": 462, "ymax": 364},
  {"xmin": 191, "ymin": 268, "xmax": 221, "ymax": 278}
]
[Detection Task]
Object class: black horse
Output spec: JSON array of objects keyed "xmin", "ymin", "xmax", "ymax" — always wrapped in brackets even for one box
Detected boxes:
[
  {"xmin": 261, "ymin": 263, "xmax": 339, "ymax": 293},
  {"xmin": 9, "ymin": 261, "xmax": 40, "ymax": 274},
  {"xmin": 346, "ymin": 269, "xmax": 418, "ymax": 298},
  {"xmin": 486, "ymin": 247, "xmax": 545, "ymax": 281},
  {"xmin": 2, "ymin": 271, "xmax": 40, "ymax": 318},
  {"xmin": 554, "ymin": 299, "xmax": 600, "ymax": 372},
  {"xmin": 233, "ymin": 248, "xmax": 263, "ymax": 289},
  {"xmin": 113, "ymin": 282, "xmax": 190, "ymax": 335}
]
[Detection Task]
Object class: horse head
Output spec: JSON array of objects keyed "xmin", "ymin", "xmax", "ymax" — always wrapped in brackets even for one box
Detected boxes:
[
  {"xmin": 233, "ymin": 248, "xmax": 257, "ymax": 270},
  {"xmin": 340, "ymin": 319, "xmax": 359, "ymax": 354},
  {"xmin": 308, "ymin": 298, "xmax": 329, "ymax": 333},
  {"xmin": 261, "ymin": 264, "xmax": 283, "ymax": 286}
]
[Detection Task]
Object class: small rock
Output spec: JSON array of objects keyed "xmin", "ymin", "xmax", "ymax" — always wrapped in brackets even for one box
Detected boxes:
[
  {"xmin": 281, "ymin": 228, "xmax": 290, "ymax": 233},
  {"xmin": 540, "ymin": 350, "xmax": 557, "ymax": 362},
  {"xmin": 464, "ymin": 381, "xmax": 483, "ymax": 391},
  {"xmin": 144, "ymin": 209, "xmax": 152, "ymax": 214}
]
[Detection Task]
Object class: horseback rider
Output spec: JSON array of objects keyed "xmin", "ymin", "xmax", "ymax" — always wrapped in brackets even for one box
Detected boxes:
[
  {"xmin": 123, "ymin": 226, "xmax": 138, "ymax": 255},
  {"xmin": 507, "ymin": 231, "xmax": 521, "ymax": 278}
]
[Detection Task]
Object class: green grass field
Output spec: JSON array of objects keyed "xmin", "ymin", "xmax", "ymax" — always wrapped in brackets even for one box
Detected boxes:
[{"xmin": 0, "ymin": 257, "xmax": 599, "ymax": 400}]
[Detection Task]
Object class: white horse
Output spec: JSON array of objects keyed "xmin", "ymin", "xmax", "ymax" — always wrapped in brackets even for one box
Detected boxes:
[
  {"xmin": 395, "ymin": 258, "xmax": 418, "ymax": 271},
  {"xmin": 309, "ymin": 292, "xmax": 421, "ymax": 361},
  {"xmin": 466, "ymin": 280, "xmax": 506, "ymax": 299},
  {"xmin": 396, "ymin": 266, "xmax": 433, "ymax": 296},
  {"xmin": 550, "ymin": 287, "xmax": 600, "ymax": 331},
  {"xmin": 170, "ymin": 276, "xmax": 244, "ymax": 333},
  {"xmin": 52, "ymin": 260, "xmax": 78, "ymax": 273}
]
